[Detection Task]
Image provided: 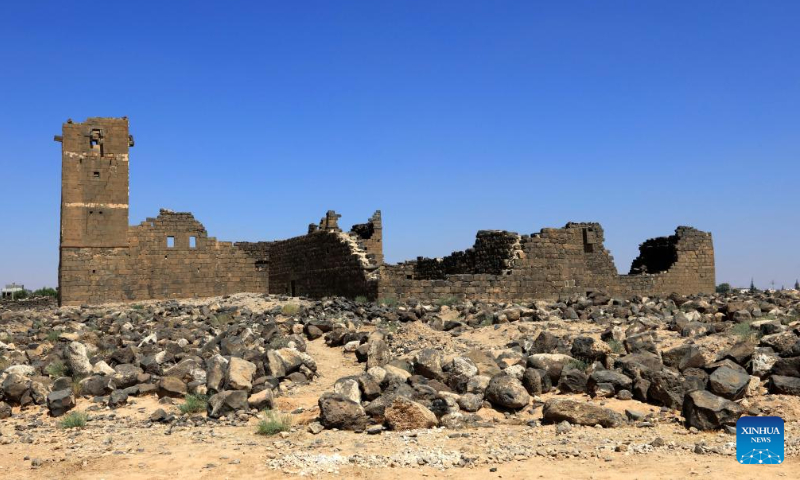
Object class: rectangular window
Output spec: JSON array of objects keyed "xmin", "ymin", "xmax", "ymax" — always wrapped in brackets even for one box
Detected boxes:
[
  {"xmin": 93, "ymin": 171, "xmax": 100, "ymax": 178},
  {"xmin": 189, "ymin": 236, "xmax": 196, "ymax": 248},
  {"xmin": 167, "ymin": 236, "xmax": 175, "ymax": 248}
]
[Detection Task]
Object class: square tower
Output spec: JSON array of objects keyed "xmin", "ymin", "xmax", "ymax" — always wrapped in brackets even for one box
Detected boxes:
[{"xmin": 56, "ymin": 117, "xmax": 133, "ymax": 248}]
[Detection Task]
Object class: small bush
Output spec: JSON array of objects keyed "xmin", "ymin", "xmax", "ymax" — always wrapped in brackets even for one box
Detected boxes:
[
  {"xmin": 479, "ymin": 311, "xmax": 494, "ymax": 327},
  {"xmin": 59, "ymin": 411, "xmax": 88, "ymax": 429},
  {"xmin": 715, "ymin": 283, "xmax": 732, "ymax": 294},
  {"xmin": 281, "ymin": 304, "xmax": 300, "ymax": 316},
  {"xmin": 383, "ymin": 321, "xmax": 400, "ymax": 333},
  {"xmin": 268, "ymin": 336, "xmax": 291, "ymax": 350},
  {"xmin": 377, "ymin": 297, "xmax": 398, "ymax": 308},
  {"xmin": 607, "ymin": 339, "xmax": 625, "ymax": 354},
  {"xmin": 354, "ymin": 295, "xmax": 368, "ymax": 305},
  {"xmin": 565, "ymin": 359, "xmax": 589, "ymax": 372},
  {"xmin": 46, "ymin": 330, "xmax": 60, "ymax": 342},
  {"xmin": 731, "ymin": 321, "xmax": 760, "ymax": 341},
  {"xmin": 45, "ymin": 361, "xmax": 68, "ymax": 378},
  {"xmin": 71, "ymin": 376, "xmax": 85, "ymax": 396},
  {"xmin": 131, "ymin": 304, "xmax": 144, "ymax": 310},
  {"xmin": 256, "ymin": 409, "xmax": 292, "ymax": 436},
  {"xmin": 435, "ymin": 296, "xmax": 459, "ymax": 307},
  {"xmin": 179, "ymin": 394, "xmax": 208, "ymax": 414}
]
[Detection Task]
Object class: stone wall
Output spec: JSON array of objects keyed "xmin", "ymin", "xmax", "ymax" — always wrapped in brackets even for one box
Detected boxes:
[
  {"xmin": 377, "ymin": 223, "xmax": 714, "ymax": 302},
  {"xmin": 56, "ymin": 117, "xmax": 714, "ymax": 306},
  {"xmin": 59, "ymin": 210, "xmax": 269, "ymax": 305},
  {"xmin": 267, "ymin": 211, "xmax": 382, "ymax": 299}
]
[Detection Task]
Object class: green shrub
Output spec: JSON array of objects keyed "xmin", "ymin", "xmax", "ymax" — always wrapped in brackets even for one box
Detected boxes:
[
  {"xmin": 565, "ymin": 359, "xmax": 589, "ymax": 371},
  {"xmin": 377, "ymin": 297, "xmax": 398, "ymax": 308},
  {"xmin": 281, "ymin": 304, "xmax": 300, "ymax": 316},
  {"xmin": 45, "ymin": 361, "xmax": 68, "ymax": 378},
  {"xmin": 71, "ymin": 376, "xmax": 85, "ymax": 396},
  {"xmin": 354, "ymin": 295, "xmax": 368, "ymax": 305},
  {"xmin": 46, "ymin": 330, "xmax": 60, "ymax": 342},
  {"xmin": 59, "ymin": 411, "xmax": 88, "ymax": 429},
  {"xmin": 179, "ymin": 394, "xmax": 208, "ymax": 414},
  {"xmin": 479, "ymin": 311, "xmax": 494, "ymax": 327},
  {"xmin": 131, "ymin": 304, "xmax": 144, "ymax": 310},
  {"xmin": 435, "ymin": 296, "xmax": 458, "ymax": 307},
  {"xmin": 607, "ymin": 339, "xmax": 625, "ymax": 354},
  {"xmin": 731, "ymin": 321, "xmax": 760, "ymax": 341},
  {"xmin": 256, "ymin": 409, "xmax": 292, "ymax": 435}
]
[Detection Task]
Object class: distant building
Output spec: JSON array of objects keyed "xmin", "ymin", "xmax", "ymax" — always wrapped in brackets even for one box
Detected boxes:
[{"xmin": 1, "ymin": 283, "xmax": 25, "ymax": 299}]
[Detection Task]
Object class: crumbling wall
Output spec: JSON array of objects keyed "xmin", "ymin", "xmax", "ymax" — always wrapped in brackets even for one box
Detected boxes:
[
  {"xmin": 268, "ymin": 211, "xmax": 381, "ymax": 299},
  {"xmin": 378, "ymin": 223, "xmax": 714, "ymax": 302},
  {"xmin": 59, "ymin": 210, "xmax": 269, "ymax": 305}
]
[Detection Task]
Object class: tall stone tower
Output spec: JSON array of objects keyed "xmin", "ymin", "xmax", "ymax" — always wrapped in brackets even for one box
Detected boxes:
[{"xmin": 56, "ymin": 117, "xmax": 133, "ymax": 301}]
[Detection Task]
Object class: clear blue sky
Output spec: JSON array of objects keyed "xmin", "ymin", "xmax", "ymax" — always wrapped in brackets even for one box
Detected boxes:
[{"xmin": 1, "ymin": 2, "xmax": 798, "ymax": 291}]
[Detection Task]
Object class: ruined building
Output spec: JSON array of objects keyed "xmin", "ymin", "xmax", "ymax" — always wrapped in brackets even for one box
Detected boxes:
[{"xmin": 56, "ymin": 118, "xmax": 715, "ymax": 306}]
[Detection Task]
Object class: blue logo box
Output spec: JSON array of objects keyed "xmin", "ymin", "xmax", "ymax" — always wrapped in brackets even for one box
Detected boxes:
[{"xmin": 736, "ymin": 416, "xmax": 784, "ymax": 464}]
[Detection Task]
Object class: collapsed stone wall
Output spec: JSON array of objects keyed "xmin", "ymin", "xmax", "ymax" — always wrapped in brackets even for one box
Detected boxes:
[
  {"xmin": 267, "ymin": 211, "xmax": 382, "ymax": 299},
  {"xmin": 378, "ymin": 223, "xmax": 714, "ymax": 302},
  {"xmin": 59, "ymin": 210, "xmax": 268, "ymax": 305},
  {"xmin": 56, "ymin": 117, "xmax": 714, "ymax": 306}
]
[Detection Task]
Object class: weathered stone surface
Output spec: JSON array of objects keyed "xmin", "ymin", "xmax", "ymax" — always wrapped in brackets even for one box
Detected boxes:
[
  {"xmin": 662, "ymin": 344, "xmax": 706, "ymax": 371},
  {"xmin": 247, "ymin": 389, "xmax": 275, "ymax": 410},
  {"xmin": 384, "ymin": 397, "xmax": 438, "ymax": 430},
  {"xmin": 334, "ymin": 378, "xmax": 362, "ymax": 404},
  {"xmin": 682, "ymin": 390, "xmax": 743, "ymax": 430},
  {"xmin": 318, "ymin": 393, "xmax": 368, "ymax": 431},
  {"xmin": 414, "ymin": 349, "xmax": 444, "ymax": 381},
  {"xmin": 157, "ymin": 376, "xmax": 187, "ymax": 398},
  {"xmin": 769, "ymin": 375, "xmax": 800, "ymax": 396},
  {"xmin": 226, "ymin": 357, "xmax": 256, "ymax": 391},
  {"xmin": 65, "ymin": 341, "xmax": 92, "ymax": 376},
  {"xmin": 708, "ymin": 366, "xmax": 749, "ymax": 400},
  {"xmin": 1, "ymin": 373, "xmax": 29, "ymax": 403},
  {"xmin": 484, "ymin": 375, "xmax": 530, "ymax": 410},
  {"xmin": 542, "ymin": 399, "xmax": 626, "ymax": 427},
  {"xmin": 207, "ymin": 390, "xmax": 248, "ymax": 418},
  {"xmin": 46, "ymin": 389, "xmax": 75, "ymax": 417},
  {"xmin": 587, "ymin": 370, "xmax": 632, "ymax": 396},
  {"xmin": 571, "ymin": 336, "xmax": 611, "ymax": 361}
]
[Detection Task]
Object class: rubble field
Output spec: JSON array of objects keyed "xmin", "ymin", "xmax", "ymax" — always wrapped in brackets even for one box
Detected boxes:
[{"xmin": 1, "ymin": 290, "xmax": 799, "ymax": 479}]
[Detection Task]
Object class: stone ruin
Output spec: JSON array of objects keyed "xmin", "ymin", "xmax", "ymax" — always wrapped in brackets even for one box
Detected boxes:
[{"xmin": 55, "ymin": 118, "xmax": 715, "ymax": 306}]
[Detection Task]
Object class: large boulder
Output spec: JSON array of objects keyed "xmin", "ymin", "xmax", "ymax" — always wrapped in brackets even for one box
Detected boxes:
[
  {"xmin": 522, "ymin": 368, "xmax": 543, "ymax": 395},
  {"xmin": 366, "ymin": 339, "xmax": 390, "ymax": 369},
  {"xmin": 414, "ymin": 349, "xmax": 444, "ymax": 381},
  {"xmin": 1, "ymin": 373, "xmax": 30, "ymax": 403},
  {"xmin": 571, "ymin": 337, "xmax": 611, "ymax": 362},
  {"xmin": 484, "ymin": 375, "xmax": 530, "ymax": 410},
  {"xmin": 207, "ymin": 390, "xmax": 248, "ymax": 418},
  {"xmin": 662, "ymin": 344, "xmax": 706, "ymax": 371},
  {"xmin": 46, "ymin": 389, "xmax": 75, "ymax": 417},
  {"xmin": 65, "ymin": 341, "xmax": 92, "ymax": 377},
  {"xmin": 226, "ymin": 357, "xmax": 256, "ymax": 391},
  {"xmin": 682, "ymin": 390, "xmax": 743, "ymax": 430},
  {"xmin": 557, "ymin": 368, "xmax": 588, "ymax": 394},
  {"xmin": 708, "ymin": 366, "xmax": 749, "ymax": 400},
  {"xmin": 771, "ymin": 357, "xmax": 800, "ymax": 378},
  {"xmin": 318, "ymin": 393, "xmax": 368, "ymax": 431},
  {"xmin": 384, "ymin": 397, "xmax": 438, "ymax": 430},
  {"xmin": 527, "ymin": 354, "xmax": 575, "ymax": 383},
  {"xmin": 542, "ymin": 399, "xmax": 625, "ymax": 427},
  {"xmin": 768, "ymin": 375, "xmax": 800, "ymax": 395},
  {"xmin": 206, "ymin": 354, "xmax": 228, "ymax": 392},
  {"xmin": 247, "ymin": 389, "xmax": 275, "ymax": 410},
  {"xmin": 157, "ymin": 376, "xmax": 187, "ymax": 398},
  {"xmin": 587, "ymin": 370, "xmax": 632, "ymax": 396},
  {"xmin": 646, "ymin": 369, "xmax": 685, "ymax": 409},
  {"xmin": 333, "ymin": 378, "xmax": 362, "ymax": 404}
]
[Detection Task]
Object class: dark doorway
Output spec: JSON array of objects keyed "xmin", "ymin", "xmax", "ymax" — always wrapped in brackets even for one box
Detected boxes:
[{"xmin": 290, "ymin": 280, "xmax": 296, "ymax": 297}]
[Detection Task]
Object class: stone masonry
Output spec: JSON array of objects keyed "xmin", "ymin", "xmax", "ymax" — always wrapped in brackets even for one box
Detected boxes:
[{"xmin": 56, "ymin": 118, "xmax": 714, "ymax": 305}]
